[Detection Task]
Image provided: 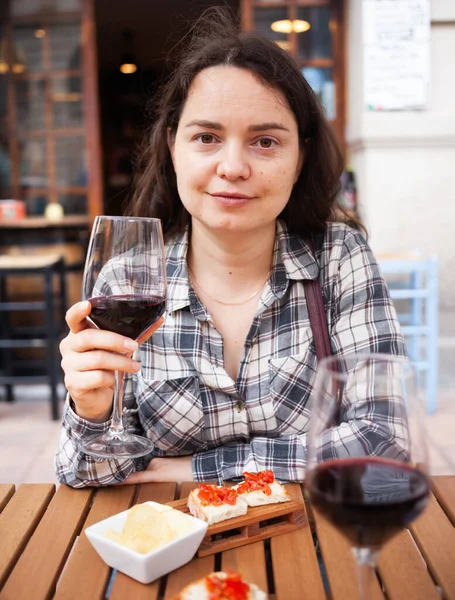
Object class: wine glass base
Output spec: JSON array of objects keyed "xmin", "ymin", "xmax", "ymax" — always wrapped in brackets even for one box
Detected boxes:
[{"xmin": 79, "ymin": 432, "xmax": 154, "ymax": 459}]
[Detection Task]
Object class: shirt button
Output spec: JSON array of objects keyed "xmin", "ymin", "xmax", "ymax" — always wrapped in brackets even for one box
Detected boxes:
[{"xmin": 235, "ymin": 400, "xmax": 245, "ymax": 412}]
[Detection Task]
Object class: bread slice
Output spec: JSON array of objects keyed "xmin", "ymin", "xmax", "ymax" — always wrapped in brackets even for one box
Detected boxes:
[
  {"xmin": 187, "ymin": 486, "xmax": 248, "ymax": 526},
  {"xmin": 233, "ymin": 471, "xmax": 291, "ymax": 507},
  {"xmin": 175, "ymin": 571, "xmax": 267, "ymax": 600},
  {"xmin": 236, "ymin": 480, "xmax": 291, "ymax": 507}
]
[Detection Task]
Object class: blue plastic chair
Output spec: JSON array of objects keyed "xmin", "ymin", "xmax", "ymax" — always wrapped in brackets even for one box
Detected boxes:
[{"xmin": 378, "ymin": 255, "xmax": 439, "ymax": 414}]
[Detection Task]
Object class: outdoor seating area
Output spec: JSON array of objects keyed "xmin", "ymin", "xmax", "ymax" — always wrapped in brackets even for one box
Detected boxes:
[{"xmin": 0, "ymin": 0, "xmax": 454, "ymax": 598}]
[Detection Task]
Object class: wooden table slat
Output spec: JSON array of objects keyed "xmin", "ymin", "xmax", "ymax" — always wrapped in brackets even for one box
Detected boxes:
[
  {"xmin": 378, "ymin": 529, "xmax": 440, "ymax": 600},
  {"xmin": 411, "ymin": 492, "xmax": 455, "ymax": 600},
  {"xmin": 54, "ymin": 485, "xmax": 137, "ymax": 600},
  {"xmin": 271, "ymin": 505, "xmax": 326, "ymax": 600},
  {"xmin": 0, "ymin": 484, "xmax": 55, "ymax": 590},
  {"xmin": 0, "ymin": 485, "xmax": 15, "ymax": 514},
  {"xmin": 164, "ymin": 556, "xmax": 216, "ymax": 599},
  {"xmin": 109, "ymin": 482, "xmax": 179, "ymax": 600},
  {"xmin": 0, "ymin": 485, "xmax": 94, "ymax": 600},
  {"xmin": 313, "ymin": 509, "xmax": 385, "ymax": 600},
  {"xmin": 432, "ymin": 475, "xmax": 455, "ymax": 526},
  {"xmin": 221, "ymin": 542, "xmax": 269, "ymax": 595}
]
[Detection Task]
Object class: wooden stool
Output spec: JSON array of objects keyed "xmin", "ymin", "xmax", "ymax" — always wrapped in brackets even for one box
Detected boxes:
[{"xmin": 0, "ymin": 253, "xmax": 68, "ymax": 420}]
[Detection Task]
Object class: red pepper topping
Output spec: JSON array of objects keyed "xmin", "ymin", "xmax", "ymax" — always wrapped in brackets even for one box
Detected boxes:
[
  {"xmin": 197, "ymin": 484, "xmax": 239, "ymax": 506},
  {"xmin": 205, "ymin": 571, "xmax": 250, "ymax": 600},
  {"xmin": 237, "ymin": 470, "xmax": 275, "ymax": 495}
]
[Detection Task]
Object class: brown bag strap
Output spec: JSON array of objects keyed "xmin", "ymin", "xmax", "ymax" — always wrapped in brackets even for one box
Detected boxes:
[{"xmin": 304, "ymin": 238, "xmax": 332, "ymax": 361}]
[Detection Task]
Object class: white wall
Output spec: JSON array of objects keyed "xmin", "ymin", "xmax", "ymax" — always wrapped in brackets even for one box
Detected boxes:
[{"xmin": 347, "ymin": 0, "xmax": 455, "ymax": 308}]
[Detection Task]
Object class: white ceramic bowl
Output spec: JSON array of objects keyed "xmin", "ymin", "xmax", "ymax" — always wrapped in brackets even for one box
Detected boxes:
[{"xmin": 85, "ymin": 501, "xmax": 208, "ymax": 584}]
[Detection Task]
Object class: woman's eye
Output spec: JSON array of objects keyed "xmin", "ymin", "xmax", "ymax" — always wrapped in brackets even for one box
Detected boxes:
[
  {"xmin": 196, "ymin": 134, "xmax": 215, "ymax": 144},
  {"xmin": 256, "ymin": 138, "xmax": 276, "ymax": 149}
]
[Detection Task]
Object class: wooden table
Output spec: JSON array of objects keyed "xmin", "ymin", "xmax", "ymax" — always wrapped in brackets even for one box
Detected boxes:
[{"xmin": 0, "ymin": 477, "xmax": 453, "ymax": 600}]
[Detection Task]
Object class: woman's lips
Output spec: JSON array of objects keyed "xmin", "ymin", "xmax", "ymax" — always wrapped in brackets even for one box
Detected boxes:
[{"xmin": 209, "ymin": 193, "xmax": 254, "ymax": 207}]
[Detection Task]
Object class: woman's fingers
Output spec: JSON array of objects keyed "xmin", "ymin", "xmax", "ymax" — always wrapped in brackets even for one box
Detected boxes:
[
  {"xmin": 63, "ymin": 348, "xmax": 141, "ymax": 375},
  {"xmin": 64, "ymin": 369, "xmax": 116, "ymax": 395},
  {"xmin": 137, "ymin": 316, "xmax": 165, "ymax": 346},
  {"xmin": 69, "ymin": 328, "xmax": 138, "ymax": 355},
  {"xmin": 65, "ymin": 301, "xmax": 93, "ymax": 334}
]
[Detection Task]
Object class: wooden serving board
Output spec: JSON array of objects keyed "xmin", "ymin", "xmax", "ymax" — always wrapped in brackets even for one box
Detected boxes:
[{"xmin": 166, "ymin": 483, "xmax": 306, "ymax": 557}]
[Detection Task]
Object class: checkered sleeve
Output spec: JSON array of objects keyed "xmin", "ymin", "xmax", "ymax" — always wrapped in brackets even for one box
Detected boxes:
[
  {"xmin": 54, "ymin": 374, "xmax": 151, "ymax": 487},
  {"xmin": 192, "ymin": 228, "xmax": 408, "ymax": 483}
]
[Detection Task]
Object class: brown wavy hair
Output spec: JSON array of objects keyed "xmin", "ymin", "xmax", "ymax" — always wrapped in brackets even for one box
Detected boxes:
[{"xmin": 128, "ymin": 7, "xmax": 363, "ymax": 239}]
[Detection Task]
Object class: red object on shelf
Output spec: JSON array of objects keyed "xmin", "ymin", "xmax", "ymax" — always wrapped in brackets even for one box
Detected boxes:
[{"xmin": 0, "ymin": 200, "xmax": 26, "ymax": 221}]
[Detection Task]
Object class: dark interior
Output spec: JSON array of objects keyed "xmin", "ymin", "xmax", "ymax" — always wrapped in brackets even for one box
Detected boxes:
[{"xmin": 95, "ymin": 0, "xmax": 239, "ymax": 215}]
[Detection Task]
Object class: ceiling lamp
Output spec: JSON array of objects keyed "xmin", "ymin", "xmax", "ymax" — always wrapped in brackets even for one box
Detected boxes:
[
  {"xmin": 119, "ymin": 30, "xmax": 137, "ymax": 75},
  {"xmin": 271, "ymin": 20, "xmax": 311, "ymax": 34},
  {"xmin": 0, "ymin": 39, "xmax": 27, "ymax": 74},
  {"xmin": 0, "ymin": 40, "xmax": 8, "ymax": 74},
  {"xmin": 120, "ymin": 62, "xmax": 137, "ymax": 74}
]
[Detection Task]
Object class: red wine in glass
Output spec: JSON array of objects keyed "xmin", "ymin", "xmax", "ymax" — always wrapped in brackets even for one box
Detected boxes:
[
  {"xmin": 88, "ymin": 294, "xmax": 166, "ymax": 341},
  {"xmin": 309, "ymin": 457, "xmax": 430, "ymax": 548}
]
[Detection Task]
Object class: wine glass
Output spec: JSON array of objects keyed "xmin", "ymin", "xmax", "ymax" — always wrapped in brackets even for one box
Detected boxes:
[
  {"xmin": 306, "ymin": 353, "xmax": 430, "ymax": 599},
  {"xmin": 79, "ymin": 216, "xmax": 167, "ymax": 459}
]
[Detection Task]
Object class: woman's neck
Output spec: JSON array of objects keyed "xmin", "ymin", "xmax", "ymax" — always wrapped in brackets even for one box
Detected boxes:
[{"xmin": 187, "ymin": 220, "xmax": 276, "ymax": 293}]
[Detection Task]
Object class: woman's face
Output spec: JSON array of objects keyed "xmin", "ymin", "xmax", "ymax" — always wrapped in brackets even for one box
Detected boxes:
[{"xmin": 169, "ymin": 66, "xmax": 303, "ymax": 234}]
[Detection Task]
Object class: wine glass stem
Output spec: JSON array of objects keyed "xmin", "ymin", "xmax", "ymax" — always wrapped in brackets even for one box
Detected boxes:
[
  {"xmin": 352, "ymin": 547, "xmax": 378, "ymax": 600},
  {"xmin": 109, "ymin": 370, "xmax": 125, "ymax": 438}
]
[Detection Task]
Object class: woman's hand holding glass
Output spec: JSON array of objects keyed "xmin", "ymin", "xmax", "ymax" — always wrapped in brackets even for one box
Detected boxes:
[{"xmin": 60, "ymin": 301, "xmax": 163, "ymax": 423}]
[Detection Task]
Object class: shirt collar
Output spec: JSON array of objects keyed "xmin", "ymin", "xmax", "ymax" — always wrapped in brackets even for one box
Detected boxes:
[
  {"xmin": 270, "ymin": 221, "xmax": 319, "ymax": 290},
  {"xmin": 165, "ymin": 220, "xmax": 319, "ymax": 315}
]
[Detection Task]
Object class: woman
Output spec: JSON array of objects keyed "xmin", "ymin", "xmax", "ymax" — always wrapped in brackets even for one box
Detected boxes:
[{"xmin": 56, "ymin": 10, "xmax": 406, "ymax": 487}]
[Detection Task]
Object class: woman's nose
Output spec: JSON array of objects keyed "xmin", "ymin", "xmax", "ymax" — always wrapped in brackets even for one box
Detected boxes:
[{"xmin": 216, "ymin": 143, "xmax": 251, "ymax": 180}]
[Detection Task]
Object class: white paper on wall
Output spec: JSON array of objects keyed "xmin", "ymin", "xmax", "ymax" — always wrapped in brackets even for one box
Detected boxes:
[{"xmin": 363, "ymin": 0, "xmax": 431, "ymax": 110}]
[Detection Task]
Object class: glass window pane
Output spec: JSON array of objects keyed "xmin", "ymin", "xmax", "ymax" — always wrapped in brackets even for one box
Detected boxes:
[
  {"xmin": 58, "ymin": 193, "xmax": 87, "ymax": 215},
  {"xmin": 15, "ymin": 79, "xmax": 46, "ymax": 131},
  {"xmin": 55, "ymin": 0, "xmax": 82, "ymax": 10},
  {"xmin": 49, "ymin": 23, "xmax": 81, "ymax": 71},
  {"xmin": 254, "ymin": 8, "xmax": 289, "ymax": 49},
  {"xmin": 25, "ymin": 194, "xmax": 47, "ymax": 215},
  {"xmin": 11, "ymin": 0, "xmax": 82, "ymax": 15},
  {"xmin": 52, "ymin": 76, "xmax": 83, "ymax": 128},
  {"xmin": 10, "ymin": 0, "xmax": 41, "ymax": 17},
  {"xmin": 13, "ymin": 25, "xmax": 43, "ymax": 73},
  {"xmin": 0, "ymin": 80, "xmax": 11, "ymax": 197},
  {"xmin": 297, "ymin": 7, "xmax": 332, "ymax": 60},
  {"xmin": 301, "ymin": 67, "xmax": 335, "ymax": 120},
  {"xmin": 55, "ymin": 135, "xmax": 86, "ymax": 186},
  {"xmin": 19, "ymin": 138, "xmax": 48, "ymax": 188}
]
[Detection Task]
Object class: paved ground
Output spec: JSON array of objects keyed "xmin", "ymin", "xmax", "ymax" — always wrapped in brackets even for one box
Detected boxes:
[{"xmin": 1, "ymin": 311, "xmax": 454, "ymax": 486}]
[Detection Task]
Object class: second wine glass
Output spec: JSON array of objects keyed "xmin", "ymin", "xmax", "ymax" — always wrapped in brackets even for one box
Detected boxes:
[
  {"xmin": 306, "ymin": 353, "xmax": 430, "ymax": 599},
  {"xmin": 79, "ymin": 216, "xmax": 167, "ymax": 459}
]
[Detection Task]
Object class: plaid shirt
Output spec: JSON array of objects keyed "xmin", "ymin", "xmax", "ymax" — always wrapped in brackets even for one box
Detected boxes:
[{"xmin": 55, "ymin": 221, "xmax": 406, "ymax": 487}]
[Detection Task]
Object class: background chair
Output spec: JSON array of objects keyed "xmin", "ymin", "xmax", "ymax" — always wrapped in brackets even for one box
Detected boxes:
[
  {"xmin": 378, "ymin": 254, "xmax": 439, "ymax": 414},
  {"xmin": 0, "ymin": 254, "xmax": 67, "ymax": 420}
]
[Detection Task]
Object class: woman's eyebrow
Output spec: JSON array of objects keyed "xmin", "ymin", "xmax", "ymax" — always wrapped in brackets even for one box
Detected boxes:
[
  {"xmin": 185, "ymin": 120, "xmax": 290, "ymax": 132},
  {"xmin": 185, "ymin": 120, "xmax": 223, "ymax": 130}
]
